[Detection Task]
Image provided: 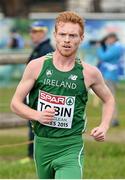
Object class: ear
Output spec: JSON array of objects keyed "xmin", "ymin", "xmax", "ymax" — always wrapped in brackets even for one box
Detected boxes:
[
  {"xmin": 80, "ymin": 34, "xmax": 84, "ymax": 42},
  {"xmin": 54, "ymin": 31, "xmax": 56, "ymax": 39}
]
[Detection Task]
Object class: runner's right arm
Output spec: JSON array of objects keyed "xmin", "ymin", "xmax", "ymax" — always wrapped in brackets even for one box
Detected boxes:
[{"xmin": 10, "ymin": 58, "xmax": 55, "ymax": 123}]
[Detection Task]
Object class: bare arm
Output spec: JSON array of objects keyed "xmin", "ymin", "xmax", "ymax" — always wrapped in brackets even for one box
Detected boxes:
[
  {"xmin": 10, "ymin": 58, "xmax": 55, "ymax": 123},
  {"xmin": 83, "ymin": 64, "xmax": 115, "ymax": 141}
]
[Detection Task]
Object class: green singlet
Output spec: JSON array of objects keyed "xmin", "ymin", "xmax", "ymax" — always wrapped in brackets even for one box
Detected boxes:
[{"xmin": 29, "ymin": 54, "xmax": 88, "ymax": 179}]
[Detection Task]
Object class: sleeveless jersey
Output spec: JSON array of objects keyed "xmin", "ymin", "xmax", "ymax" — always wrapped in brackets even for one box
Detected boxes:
[{"xmin": 29, "ymin": 55, "xmax": 88, "ymax": 138}]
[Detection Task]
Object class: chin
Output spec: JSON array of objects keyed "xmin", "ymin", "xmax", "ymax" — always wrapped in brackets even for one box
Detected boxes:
[{"xmin": 60, "ymin": 51, "xmax": 74, "ymax": 57}]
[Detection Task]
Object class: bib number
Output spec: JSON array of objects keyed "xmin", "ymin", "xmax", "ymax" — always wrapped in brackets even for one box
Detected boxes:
[{"xmin": 37, "ymin": 90, "xmax": 75, "ymax": 129}]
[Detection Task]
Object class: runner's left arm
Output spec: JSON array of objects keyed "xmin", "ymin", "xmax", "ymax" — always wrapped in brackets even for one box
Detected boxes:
[{"xmin": 90, "ymin": 68, "xmax": 115, "ymax": 141}]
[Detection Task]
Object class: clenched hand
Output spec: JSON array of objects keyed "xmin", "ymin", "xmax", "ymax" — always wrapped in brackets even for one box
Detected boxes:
[{"xmin": 37, "ymin": 108, "xmax": 55, "ymax": 124}]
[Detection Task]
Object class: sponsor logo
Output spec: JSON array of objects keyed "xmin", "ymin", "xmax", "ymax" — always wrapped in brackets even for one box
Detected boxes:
[
  {"xmin": 39, "ymin": 91, "xmax": 65, "ymax": 105},
  {"xmin": 68, "ymin": 74, "xmax": 78, "ymax": 80},
  {"xmin": 66, "ymin": 97, "xmax": 74, "ymax": 106}
]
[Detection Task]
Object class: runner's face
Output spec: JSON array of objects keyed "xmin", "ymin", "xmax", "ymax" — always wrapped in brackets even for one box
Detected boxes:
[{"xmin": 54, "ymin": 22, "xmax": 83, "ymax": 57}]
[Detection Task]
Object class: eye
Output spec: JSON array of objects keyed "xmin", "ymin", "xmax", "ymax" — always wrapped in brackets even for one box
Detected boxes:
[
  {"xmin": 70, "ymin": 34, "xmax": 75, "ymax": 38},
  {"xmin": 69, "ymin": 34, "xmax": 77, "ymax": 38},
  {"xmin": 59, "ymin": 33, "xmax": 66, "ymax": 36}
]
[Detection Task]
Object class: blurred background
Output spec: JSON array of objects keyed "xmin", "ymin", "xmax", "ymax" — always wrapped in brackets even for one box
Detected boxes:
[{"xmin": 0, "ymin": 0, "xmax": 125, "ymax": 179}]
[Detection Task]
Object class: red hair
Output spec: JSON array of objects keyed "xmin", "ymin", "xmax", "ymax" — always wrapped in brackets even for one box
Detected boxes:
[{"xmin": 55, "ymin": 11, "xmax": 84, "ymax": 35}]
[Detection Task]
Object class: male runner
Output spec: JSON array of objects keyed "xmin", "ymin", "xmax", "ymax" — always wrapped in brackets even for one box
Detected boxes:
[{"xmin": 11, "ymin": 11, "xmax": 115, "ymax": 179}]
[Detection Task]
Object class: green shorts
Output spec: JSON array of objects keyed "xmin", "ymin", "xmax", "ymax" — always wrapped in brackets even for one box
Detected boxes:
[{"xmin": 34, "ymin": 135, "xmax": 84, "ymax": 179}]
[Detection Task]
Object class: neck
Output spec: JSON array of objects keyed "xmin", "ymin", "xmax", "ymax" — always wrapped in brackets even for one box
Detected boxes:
[
  {"xmin": 53, "ymin": 51, "xmax": 76, "ymax": 72},
  {"xmin": 35, "ymin": 37, "xmax": 48, "ymax": 46}
]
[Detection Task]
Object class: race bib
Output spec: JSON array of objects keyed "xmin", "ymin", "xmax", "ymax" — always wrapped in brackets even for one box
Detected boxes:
[{"xmin": 37, "ymin": 90, "xmax": 75, "ymax": 129}]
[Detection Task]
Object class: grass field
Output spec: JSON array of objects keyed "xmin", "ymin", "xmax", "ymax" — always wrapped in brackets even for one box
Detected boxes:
[{"xmin": 0, "ymin": 84, "xmax": 125, "ymax": 179}]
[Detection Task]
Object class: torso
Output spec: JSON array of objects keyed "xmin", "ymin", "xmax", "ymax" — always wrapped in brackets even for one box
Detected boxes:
[{"xmin": 29, "ymin": 54, "xmax": 89, "ymax": 138}]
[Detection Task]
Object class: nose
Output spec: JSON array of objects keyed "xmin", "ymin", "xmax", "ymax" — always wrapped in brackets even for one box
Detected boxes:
[{"xmin": 64, "ymin": 35, "xmax": 70, "ymax": 43}]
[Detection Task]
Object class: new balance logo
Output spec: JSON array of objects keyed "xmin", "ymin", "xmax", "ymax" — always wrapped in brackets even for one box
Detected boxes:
[{"xmin": 68, "ymin": 74, "xmax": 78, "ymax": 80}]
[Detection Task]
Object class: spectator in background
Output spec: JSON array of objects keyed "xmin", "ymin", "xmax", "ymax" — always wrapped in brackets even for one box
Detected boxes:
[
  {"xmin": 20, "ymin": 20, "xmax": 54, "ymax": 163},
  {"xmin": 8, "ymin": 27, "xmax": 24, "ymax": 49},
  {"xmin": 27, "ymin": 21, "xmax": 54, "ymax": 63},
  {"xmin": 97, "ymin": 33, "xmax": 123, "ymax": 127}
]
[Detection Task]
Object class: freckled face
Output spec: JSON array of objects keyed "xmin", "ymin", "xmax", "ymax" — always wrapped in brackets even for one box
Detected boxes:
[{"xmin": 54, "ymin": 22, "xmax": 83, "ymax": 57}]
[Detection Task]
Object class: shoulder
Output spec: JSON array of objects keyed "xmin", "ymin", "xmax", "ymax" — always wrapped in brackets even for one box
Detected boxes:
[
  {"xmin": 26, "ymin": 56, "xmax": 47, "ymax": 80},
  {"xmin": 28, "ymin": 56, "xmax": 45, "ymax": 68},
  {"xmin": 81, "ymin": 61, "xmax": 103, "ymax": 88},
  {"xmin": 82, "ymin": 61, "xmax": 101, "ymax": 76}
]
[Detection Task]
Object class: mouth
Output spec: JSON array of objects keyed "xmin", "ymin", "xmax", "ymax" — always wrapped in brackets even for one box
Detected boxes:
[{"xmin": 63, "ymin": 45, "xmax": 71, "ymax": 49}]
